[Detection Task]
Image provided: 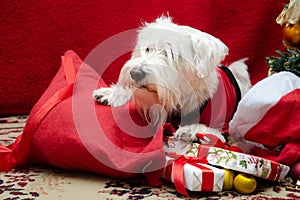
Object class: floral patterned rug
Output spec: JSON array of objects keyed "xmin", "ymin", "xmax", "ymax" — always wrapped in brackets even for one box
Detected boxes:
[{"xmin": 0, "ymin": 116, "xmax": 299, "ymax": 200}]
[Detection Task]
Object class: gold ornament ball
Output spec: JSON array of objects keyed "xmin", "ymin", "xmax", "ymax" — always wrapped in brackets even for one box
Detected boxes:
[
  {"xmin": 223, "ymin": 169, "xmax": 235, "ymax": 190},
  {"xmin": 282, "ymin": 24, "xmax": 300, "ymax": 48},
  {"xmin": 233, "ymin": 173, "xmax": 257, "ymax": 194}
]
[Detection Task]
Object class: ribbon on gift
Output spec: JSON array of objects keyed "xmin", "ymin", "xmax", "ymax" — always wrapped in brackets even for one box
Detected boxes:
[
  {"xmin": 196, "ymin": 133, "xmax": 225, "ymax": 148},
  {"xmin": 167, "ymin": 153, "xmax": 210, "ymax": 197},
  {"xmin": 187, "ymin": 162, "xmax": 215, "ymax": 191},
  {"xmin": 196, "ymin": 133, "xmax": 243, "ymax": 153}
]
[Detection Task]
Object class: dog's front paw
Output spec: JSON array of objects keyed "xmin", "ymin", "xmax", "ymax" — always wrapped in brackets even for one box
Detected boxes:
[
  {"xmin": 174, "ymin": 124, "xmax": 226, "ymax": 144},
  {"xmin": 93, "ymin": 86, "xmax": 133, "ymax": 107},
  {"xmin": 174, "ymin": 124, "xmax": 202, "ymax": 142},
  {"xmin": 174, "ymin": 125, "xmax": 199, "ymax": 142},
  {"xmin": 93, "ymin": 87, "xmax": 113, "ymax": 105}
]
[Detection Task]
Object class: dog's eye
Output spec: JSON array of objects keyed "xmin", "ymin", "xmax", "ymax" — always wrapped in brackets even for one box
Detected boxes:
[
  {"xmin": 145, "ymin": 47, "xmax": 150, "ymax": 53},
  {"xmin": 145, "ymin": 47, "xmax": 155, "ymax": 56}
]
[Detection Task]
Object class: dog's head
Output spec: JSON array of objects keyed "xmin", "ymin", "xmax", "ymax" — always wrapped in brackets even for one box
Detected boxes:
[{"xmin": 120, "ymin": 16, "xmax": 228, "ymax": 124}]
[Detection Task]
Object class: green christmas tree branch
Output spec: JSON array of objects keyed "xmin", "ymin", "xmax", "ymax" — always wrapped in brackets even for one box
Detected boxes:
[{"xmin": 266, "ymin": 48, "xmax": 300, "ymax": 77}]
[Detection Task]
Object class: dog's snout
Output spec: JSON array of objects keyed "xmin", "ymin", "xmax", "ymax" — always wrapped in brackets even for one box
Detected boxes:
[{"xmin": 130, "ymin": 67, "xmax": 146, "ymax": 82}]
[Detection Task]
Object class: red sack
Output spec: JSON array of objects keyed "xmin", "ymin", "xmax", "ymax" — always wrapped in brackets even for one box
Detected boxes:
[
  {"xmin": 229, "ymin": 72, "xmax": 300, "ymax": 167},
  {"xmin": 0, "ymin": 50, "xmax": 166, "ymax": 184}
]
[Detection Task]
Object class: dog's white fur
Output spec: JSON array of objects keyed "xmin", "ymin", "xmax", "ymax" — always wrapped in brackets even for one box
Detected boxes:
[{"xmin": 93, "ymin": 16, "xmax": 251, "ymax": 143}]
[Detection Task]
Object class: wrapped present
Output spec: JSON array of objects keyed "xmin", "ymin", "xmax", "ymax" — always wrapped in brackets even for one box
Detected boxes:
[
  {"xmin": 164, "ymin": 138, "xmax": 290, "ymax": 181},
  {"xmin": 162, "ymin": 155, "xmax": 224, "ymax": 196}
]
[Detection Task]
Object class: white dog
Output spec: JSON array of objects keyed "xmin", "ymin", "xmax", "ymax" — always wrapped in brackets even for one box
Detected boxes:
[{"xmin": 93, "ymin": 16, "xmax": 251, "ymax": 144}]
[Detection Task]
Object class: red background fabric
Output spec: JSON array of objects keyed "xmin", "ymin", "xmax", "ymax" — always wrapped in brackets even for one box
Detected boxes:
[{"xmin": 0, "ymin": 0, "xmax": 286, "ymax": 115}]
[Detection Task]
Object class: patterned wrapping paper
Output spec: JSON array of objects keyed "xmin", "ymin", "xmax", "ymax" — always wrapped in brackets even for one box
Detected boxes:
[
  {"xmin": 162, "ymin": 156, "xmax": 224, "ymax": 192},
  {"xmin": 164, "ymin": 138, "xmax": 290, "ymax": 181}
]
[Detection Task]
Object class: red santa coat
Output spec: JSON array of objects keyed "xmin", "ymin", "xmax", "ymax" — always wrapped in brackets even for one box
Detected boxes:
[
  {"xmin": 171, "ymin": 66, "xmax": 241, "ymax": 134},
  {"xmin": 229, "ymin": 72, "xmax": 300, "ymax": 167}
]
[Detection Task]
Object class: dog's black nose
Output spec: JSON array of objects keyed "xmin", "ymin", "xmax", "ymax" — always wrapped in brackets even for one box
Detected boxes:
[{"xmin": 130, "ymin": 67, "xmax": 146, "ymax": 82}]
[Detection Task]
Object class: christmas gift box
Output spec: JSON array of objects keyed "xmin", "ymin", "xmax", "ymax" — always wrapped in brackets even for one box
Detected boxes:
[
  {"xmin": 164, "ymin": 137, "xmax": 290, "ymax": 181},
  {"xmin": 162, "ymin": 154, "xmax": 224, "ymax": 196}
]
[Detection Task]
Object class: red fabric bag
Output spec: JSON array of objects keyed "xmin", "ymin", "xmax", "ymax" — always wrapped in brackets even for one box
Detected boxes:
[{"xmin": 0, "ymin": 50, "xmax": 166, "ymax": 183}]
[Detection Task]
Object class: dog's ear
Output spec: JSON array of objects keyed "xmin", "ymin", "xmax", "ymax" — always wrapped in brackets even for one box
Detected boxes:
[
  {"xmin": 190, "ymin": 31, "xmax": 228, "ymax": 77},
  {"xmin": 155, "ymin": 15, "xmax": 173, "ymax": 24}
]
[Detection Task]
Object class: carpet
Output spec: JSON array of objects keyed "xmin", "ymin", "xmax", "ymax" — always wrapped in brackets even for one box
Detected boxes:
[{"xmin": 0, "ymin": 116, "xmax": 299, "ymax": 200}]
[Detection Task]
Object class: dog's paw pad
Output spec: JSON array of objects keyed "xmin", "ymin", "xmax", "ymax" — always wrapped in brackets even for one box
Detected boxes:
[
  {"xmin": 93, "ymin": 86, "xmax": 133, "ymax": 107},
  {"xmin": 93, "ymin": 88, "xmax": 112, "ymax": 105}
]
